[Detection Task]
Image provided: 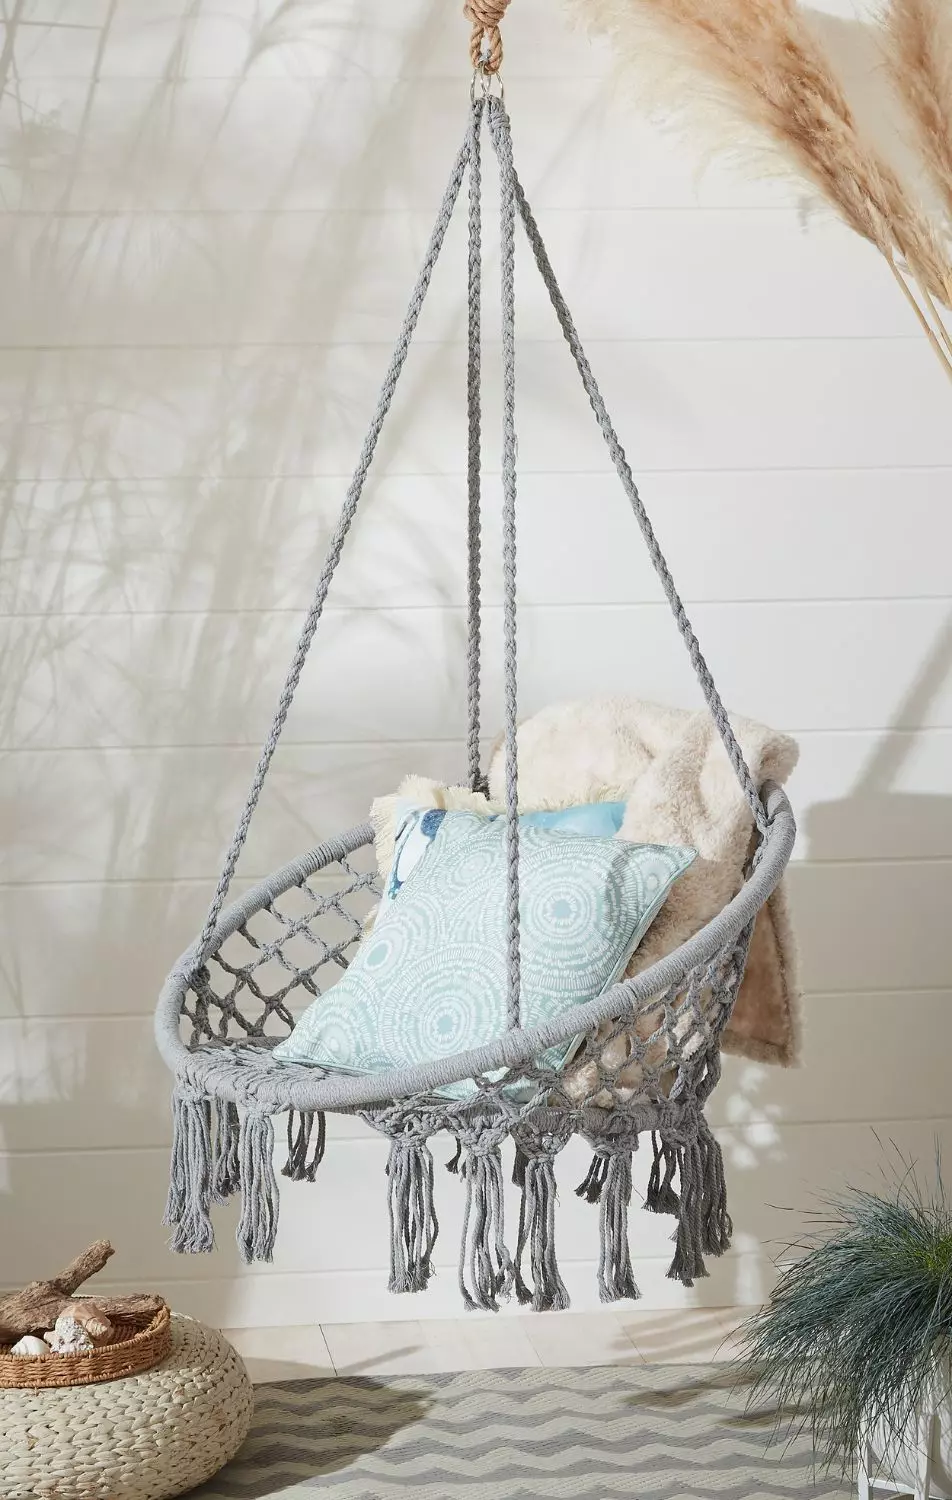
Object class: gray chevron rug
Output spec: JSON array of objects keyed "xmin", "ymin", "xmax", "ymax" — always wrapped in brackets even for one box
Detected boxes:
[{"xmin": 191, "ymin": 1364, "xmax": 852, "ymax": 1499}]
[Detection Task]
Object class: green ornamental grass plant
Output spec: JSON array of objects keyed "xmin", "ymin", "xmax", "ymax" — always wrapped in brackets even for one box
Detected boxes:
[{"xmin": 736, "ymin": 1150, "xmax": 952, "ymax": 1476}]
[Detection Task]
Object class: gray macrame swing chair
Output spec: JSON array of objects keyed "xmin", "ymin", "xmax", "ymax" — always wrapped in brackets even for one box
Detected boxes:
[{"xmin": 155, "ymin": 7, "xmax": 796, "ymax": 1314}]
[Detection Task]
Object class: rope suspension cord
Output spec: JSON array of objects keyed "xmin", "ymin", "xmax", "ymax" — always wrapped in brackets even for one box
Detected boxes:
[
  {"xmin": 490, "ymin": 134, "xmax": 768, "ymax": 836},
  {"xmin": 491, "ymin": 90, "xmax": 522, "ymax": 1031},
  {"xmin": 464, "ymin": 0, "xmax": 512, "ymax": 75},
  {"xmin": 465, "ymin": 100, "xmax": 485, "ymax": 794},
  {"xmin": 192, "ymin": 86, "xmax": 766, "ymax": 977},
  {"xmin": 193, "ymin": 129, "xmax": 475, "ymax": 965}
]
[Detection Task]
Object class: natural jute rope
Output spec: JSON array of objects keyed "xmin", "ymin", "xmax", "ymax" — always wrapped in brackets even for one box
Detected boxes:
[{"xmin": 464, "ymin": 0, "xmax": 512, "ymax": 73}]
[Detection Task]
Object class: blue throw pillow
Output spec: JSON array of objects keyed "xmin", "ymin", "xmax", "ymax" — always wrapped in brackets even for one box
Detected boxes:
[
  {"xmin": 274, "ymin": 810, "xmax": 695, "ymax": 1099},
  {"xmin": 384, "ymin": 799, "xmax": 628, "ymax": 908}
]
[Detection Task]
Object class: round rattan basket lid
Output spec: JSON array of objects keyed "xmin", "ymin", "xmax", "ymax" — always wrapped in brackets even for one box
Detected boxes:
[{"xmin": 0, "ymin": 1303, "xmax": 171, "ymax": 1389}]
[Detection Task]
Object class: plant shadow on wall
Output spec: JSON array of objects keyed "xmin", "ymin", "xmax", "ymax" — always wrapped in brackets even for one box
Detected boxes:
[
  {"xmin": 566, "ymin": 0, "xmax": 952, "ymax": 376},
  {"xmin": 0, "ymin": 0, "xmax": 490, "ymax": 1303}
]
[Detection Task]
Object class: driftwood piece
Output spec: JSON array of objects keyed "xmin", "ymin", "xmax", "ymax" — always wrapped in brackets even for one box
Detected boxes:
[
  {"xmin": 77, "ymin": 1293, "xmax": 166, "ymax": 1319},
  {"xmin": 0, "ymin": 1241, "xmax": 165, "ymax": 1341}
]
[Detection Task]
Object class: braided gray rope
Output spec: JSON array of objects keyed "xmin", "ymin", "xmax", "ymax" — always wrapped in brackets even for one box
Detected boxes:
[
  {"xmin": 484, "ymin": 101, "xmax": 765, "ymax": 834},
  {"xmin": 491, "ymin": 100, "xmax": 522, "ymax": 1031},
  {"xmin": 195, "ymin": 116, "xmax": 475, "ymax": 963},
  {"xmin": 196, "ymin": 94, "xmax": 763, "ymax": 970},
  {"xmin": 466, "ymin": 99, "xmax": 485, "ymax": 794}
]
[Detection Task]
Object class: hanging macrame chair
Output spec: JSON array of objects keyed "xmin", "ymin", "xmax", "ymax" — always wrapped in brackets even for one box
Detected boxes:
[{"xmin": 155, "ymin": 5, "xmax": 796, "ymax": 1312}]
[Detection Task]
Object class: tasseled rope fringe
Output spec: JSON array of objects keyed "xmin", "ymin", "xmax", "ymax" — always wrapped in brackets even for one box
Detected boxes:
[
  {"xmin": 596, "ymin": 1153, "xmax": 641, "ymax": 1304},
  {"xmin": 667, "ymin": 1139, "xmax": 707, "ymax": 1287},
  {"xmin": 283, "ymin": 1109, "xmax": 327, "ymax": 1183},
  {"xmin": 445, "ymin": 1137, "xmax": 463, "ymax": 1174},
  {"xmin": 645, "ymin": 1131, "xmax": 680, "ymax": 1216},
  {"xmin": 386, "ymin": 1137, "xmax": 439, "ymax": 1294},
  {"xmin": 236, "ymin": 1111, "xmax": 280, "ymax": 1265},
  {"xmin": 458, "ymin": 1144, "xmax": 513, "ymax": 1312},
  {"xmin": 164, "ymin": 1088, "xmax": 215, "ymax": 1253},
  {"xmin": 699, "ymin": 1119, "xmax": 733, "ymax": 1256},
  {"xmin": 212, "ymin": 1099, "xmax": 241, "ymax": 1204},
  {"xmin": 513, "ymin": 1148, "xmax": 569, "ymax": 1312},
  {"xmin": 575, "ymin": 1152, "xmax": 610, "ymax": 1205}
]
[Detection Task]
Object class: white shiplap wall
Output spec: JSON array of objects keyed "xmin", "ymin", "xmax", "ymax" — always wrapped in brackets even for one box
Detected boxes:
[{"xmin": 2, "ymin": 0, "xmax": 951, "ymax": 1326}]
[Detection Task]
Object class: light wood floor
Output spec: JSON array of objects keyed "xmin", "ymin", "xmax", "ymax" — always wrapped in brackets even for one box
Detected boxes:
[{"xmin": 223, "ymin": 1307, "xmax": 752, "ymax": 1383}]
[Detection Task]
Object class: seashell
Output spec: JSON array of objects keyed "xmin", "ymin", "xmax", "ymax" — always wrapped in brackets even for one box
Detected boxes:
[
  {"xmin": 9, "ymin": 1335, "xmax": 50, "ymax": 1358},
  {"xmin": 44, "ymin": 1315, "xmax": 94, "ymax": 1354},
  {"xmin": 60, "ymin": 1300, "xmax": 113, "ymax": 1342}
]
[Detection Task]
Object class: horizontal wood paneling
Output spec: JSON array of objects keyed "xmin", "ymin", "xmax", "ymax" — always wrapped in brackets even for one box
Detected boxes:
[
  {"xmin": 2, "ymin": 991, "xmax": 949, "ymax": 1154},
  {"xmin": 0, "ymin": 76, "xmax": 799, "ymax": 217},
  {"xmin": 4, "ymin": 469, "xmax": 951, "ymax": 619},
  {"xmin": 787, "ymin": 860, "xmax": 952, "ymax": 993},
  {"xmin": 2, "ymin": 862, "xmax": 950, "ymax": 1019},
  {"xmin": 4, "ymin": 729, "xmax": 952, "ymax": 885},
  {"xmin": 82, "ymin": 1254, "xmax": 770, "ymax": 1325},
  {"xmin": 0, "ymin": 209, "xmax": 907, "ymax": 347},
  {"xmin": 0, "ymin": 742, "xmax": 465, "ymax": 884},
  {"xmin": 4, "ymin": 0, "xmax": 615, "ymax": 83},
  {"xmin": 4, "ymin": 600, "xmax": 952, "ymax": 752},
  {"xmin": 2, "ymin": 341, "xmax": 949, "ymax": 484}
]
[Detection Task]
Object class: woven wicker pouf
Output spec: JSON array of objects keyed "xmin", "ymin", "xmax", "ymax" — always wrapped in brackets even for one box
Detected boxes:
[{"xmin": 1, "ymin": 1315, "xmax": 253, "ymax": 1500}]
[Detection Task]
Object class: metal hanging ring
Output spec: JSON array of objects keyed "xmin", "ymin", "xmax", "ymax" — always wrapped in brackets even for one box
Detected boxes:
[{"xmin": 470, "ymin": 65, "xmax": 505, "ymax": 105}]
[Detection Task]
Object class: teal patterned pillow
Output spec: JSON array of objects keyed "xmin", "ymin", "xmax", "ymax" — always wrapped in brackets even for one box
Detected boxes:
[
  {"xmin": 383, "ymin": 800, "xmax": 627, "ymax": 909},
  {"xmin": 273, "ymin": 811, "xmax": 695, "ymax": 1099}
]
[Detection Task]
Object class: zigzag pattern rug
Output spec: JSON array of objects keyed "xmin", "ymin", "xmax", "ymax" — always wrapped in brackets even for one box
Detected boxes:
[{"xmin": 192, "ymin": 1365, "xmax": 852, "ymax": 1499}]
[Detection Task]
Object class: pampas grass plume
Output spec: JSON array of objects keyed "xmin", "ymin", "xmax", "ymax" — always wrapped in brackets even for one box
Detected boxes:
[{"xmin": 568, "ymin": 0, "xmax": 952, "ymax": 373}]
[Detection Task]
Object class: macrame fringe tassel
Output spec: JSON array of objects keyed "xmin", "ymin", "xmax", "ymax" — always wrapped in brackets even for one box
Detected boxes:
[
  {"xmin": 386, "ymin": 1138, "xmax": 439, "ymax": 1294},
  {"xmin": 699, "ymin": 1120, "xmax": 733, "ymax": 1256},
  {"xmin": 164, "ymin": 1089, "xmax": 215, "ymax": 1253},
  {"xmin": 236, "ymin": 1111, "xmax": 280, "ymax": 1265},
  {"xmin": 667, "ymin": 1140, "xmax": 708, "ymax": 1287},
  {"xmin": 514, "ymin": 1151, "xmax": 570, "ymax": 1312},
  {"xmin": 283, "ymin": 1109, "xmax": 327, "ymax": 1183},
  {"xmin": 645, "ymin": 1131, "xmax": 680, "ymax": 1216},
  {"xmin": 445, "ymin": 1137, "xmax": 463, "ymax": 1174},
  {"xmin": 211, "ymin": 1099, "xmax": 241, "ymax": 1203},
  {"xmin": 575, "ymin": 1152, "xmax": 610, "ymax": 1205},
  {"xmin": 459, "ymin": 1145, "xmax": 513, "ymax": 1312},
  {"xmin": 597, "ymin": 1153, "xmax": 641, "ymax": 1304}
]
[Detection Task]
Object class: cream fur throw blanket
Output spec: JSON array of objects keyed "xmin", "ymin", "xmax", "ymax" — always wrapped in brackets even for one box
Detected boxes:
[{"xmin": 483, "ymin": 697, "xmax": 800, "ymax": 1070}]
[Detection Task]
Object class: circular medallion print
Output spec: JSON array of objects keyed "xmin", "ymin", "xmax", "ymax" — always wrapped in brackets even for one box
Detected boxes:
[{"xmin": 378, "ymin": 942, "xmax": 508, "ymax": 1066}]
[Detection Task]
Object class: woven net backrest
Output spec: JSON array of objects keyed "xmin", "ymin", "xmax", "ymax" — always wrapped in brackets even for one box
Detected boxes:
[
  {"xmin": 176, "ymin": 828, "xmax": 749, "ymax": 1117},
  {"xmin": 183, "ymin": 840, "xmax": 380, "ymax": 1050}
]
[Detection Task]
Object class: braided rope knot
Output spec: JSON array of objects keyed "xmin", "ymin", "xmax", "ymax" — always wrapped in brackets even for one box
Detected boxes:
[
  {"xmin": 456, "ymin": 1116, "xmax": 511, "ymax": 1156},
  {"xmin": 464, "ymin": 0, "xmax": 511, "ymax": 73}
]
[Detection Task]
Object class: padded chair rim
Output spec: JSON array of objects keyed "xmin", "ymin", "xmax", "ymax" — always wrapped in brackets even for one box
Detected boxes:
[{"xmin": 154, "ymin": 784, "xmax": 796, "ymax": 1113}]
